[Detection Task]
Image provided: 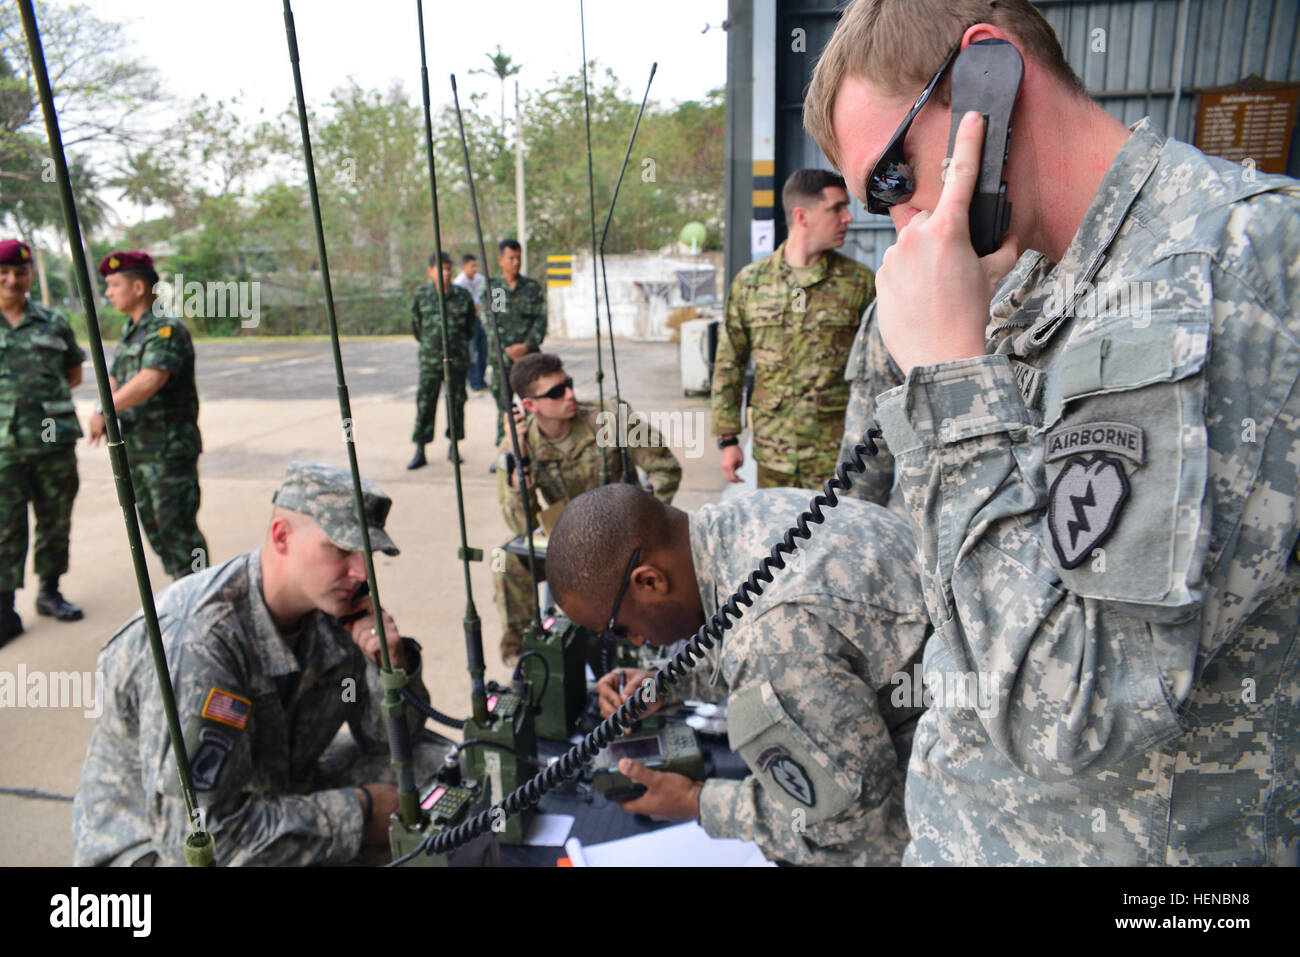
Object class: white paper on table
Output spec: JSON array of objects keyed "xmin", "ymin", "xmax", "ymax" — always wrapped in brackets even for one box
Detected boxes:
[
  {"xmin": 573, "ymin": 821, "xmax": 774, "ymax": 867},
  {"xmin": 522, "ymin": 813, "xmax": 575, "ymax": 847}
]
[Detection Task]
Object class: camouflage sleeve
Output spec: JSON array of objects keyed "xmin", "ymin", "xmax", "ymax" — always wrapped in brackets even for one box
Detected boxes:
[
  {"xmin": 622, "ymin": 403, "xmax": 682, "ymax": 503},
  {"xmin": 55, "ymin": 313, "xmax": 85, "ymax": 369},
  {"xmin": 710, "ymin": 274, "xmax": 750, "ymax": 436},
  {"xmin": 138, "ymin": 322, "xmax": 188, "ymax": 375},
  {"xmin": 524, "ymin": 285, "xmax": 547, "ymax": 351},
  {"xmin": 411, "ymin": 295, "xmax": 422, "ymax": 341},
  {"xmin": 146, "ymin": 620, "xmax": 364, "ymax": 866},
  {"xmin": 696, "ymin": 605, "xmax": 910, "ymax": 866},
  {"xmin": 839, "ymin": 302, "xmax": 900, "ymax": 505},
  {"xmin": 497, "ymin": 435, "xmax": 539, "ymax": 536},
  {"xmin": 875, "ymin": 351, "xmax": 1195, "ymax": 781}
]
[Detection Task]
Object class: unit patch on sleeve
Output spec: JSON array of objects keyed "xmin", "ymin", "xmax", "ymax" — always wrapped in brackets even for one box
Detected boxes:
[
  {"xmin": 1046, "ymin": 421, "xmax": 1144, "ymax": 465},
  {"xmin": 755, "ymin": 744, "xmax": 816, "ymax": 807},
  {"xmin": 190, "ymin": 727, "xmax": 234, "ymax": 791},
  {"xmin": 1047, "ymin": 453, "xmax": 1131, "ymax": 569}
]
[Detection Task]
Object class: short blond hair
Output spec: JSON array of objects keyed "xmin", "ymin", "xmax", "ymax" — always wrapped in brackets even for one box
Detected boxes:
[{"xmin": 804, "ymin": 0, "xmax": 1083, "ymax": 170}]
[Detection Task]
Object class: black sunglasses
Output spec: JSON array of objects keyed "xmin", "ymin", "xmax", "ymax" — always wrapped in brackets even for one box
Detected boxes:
[
  {"xmin": 865, "ymin": 40, "xmax": 963, "ymax": 215},
  {"xmin": 529, "ymin": 376, "xmax": 574, "ymax": 401},
  {"xmin": 601, "ymin": 548, "xmax": 640, "ymax": 643}
]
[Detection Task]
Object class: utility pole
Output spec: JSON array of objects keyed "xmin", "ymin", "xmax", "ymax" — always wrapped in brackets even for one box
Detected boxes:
[{"xmin": 514, "ymin": 80, "xmax": 527, "ymax": 274}]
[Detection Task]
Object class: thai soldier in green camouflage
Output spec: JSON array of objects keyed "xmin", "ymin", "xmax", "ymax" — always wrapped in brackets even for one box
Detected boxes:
[
  {"xmin": 809, "ymin": 0, "xmax": 1300, "ymax": 864},
  {"xmin": 712, "ymin": 169, "xmax": 875, "ymax": 490},
  {"xmin": 485, "ymin": 238, "xmax": 546, "ymax": 446},
  {"xmin": 547, "ymin": 485, "xmax": 930, "ymax": 866},
  {"xmin": 406, "ymin": 252, "xmax": 480, "ymax": 470},
  {"xmin": 0, "ymin": 239, "xmax": 85, "ymax": 644},
  {"xmin": 88, "ymin": 251, "xmax": 207, "ymax": 580},
  {"xmin": 73, "ymin": 461, "xmax": 445, "ymax": 866},
  {"xmin": 494, "ymin": 353, "xmax": 680, "ymax": 664}
]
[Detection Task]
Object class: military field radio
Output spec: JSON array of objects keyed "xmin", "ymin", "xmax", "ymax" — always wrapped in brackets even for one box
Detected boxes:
[{"xmin": 590, "ymin": 726, "xmax": 705, "ymax": 802}]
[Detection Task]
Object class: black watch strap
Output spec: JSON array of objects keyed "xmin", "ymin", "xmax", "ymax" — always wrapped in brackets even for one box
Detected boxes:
[{"xmin": 717, "ymin": 435, "xmax": 739, "ymax": 449}]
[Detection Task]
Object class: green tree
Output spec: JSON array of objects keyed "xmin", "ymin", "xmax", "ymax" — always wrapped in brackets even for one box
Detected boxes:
[{"xmin": 470, "ymin": 45, "xmax": 522, "ymax": 133}]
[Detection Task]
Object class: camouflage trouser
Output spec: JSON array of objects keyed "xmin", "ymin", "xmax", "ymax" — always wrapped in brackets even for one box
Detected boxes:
[
  {"xmin": 493, "ymin": 550, "xmax": 536, "ymax": 637},
  {"xmin": 412, "ymin": 367, "xmax": 467, "ymax": 446},
  {"xmin": 755, "ymin": 459, "xmax": 839, "ymax": 491},
  {"xmin": 0, "ymin": 445, "xmax": 78, "ymax": 590},
  {"xmin": 130, "ymin": 455, "xmax": 208, "ymax": 579}
]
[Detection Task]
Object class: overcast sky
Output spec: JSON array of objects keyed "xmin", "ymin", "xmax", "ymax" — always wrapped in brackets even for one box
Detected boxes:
[{"xmin": 84, "ymin": 0, "xmax": 730, "ymax": 120}]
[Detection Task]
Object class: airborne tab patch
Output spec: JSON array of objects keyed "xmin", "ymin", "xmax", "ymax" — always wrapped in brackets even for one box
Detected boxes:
[
  {"xmin": 1046, "ymin": 421, "xmax": 1143, "ymax": 466},
  {"xmin": 201, "ymin": 688, "xmax": 251, "ymax": 729}
]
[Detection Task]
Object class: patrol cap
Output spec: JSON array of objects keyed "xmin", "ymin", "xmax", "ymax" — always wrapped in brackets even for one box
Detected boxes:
[
  {"xmin": 97, "ymin": 250, "xmax": 154, "ymax": 277},
  {"xmin": 271, "ymin": 461, "xmax": 399, "ymax": 556},
  {"xmin": 0, "ymin": 240, "xmax": 32, "ymax": 266}
]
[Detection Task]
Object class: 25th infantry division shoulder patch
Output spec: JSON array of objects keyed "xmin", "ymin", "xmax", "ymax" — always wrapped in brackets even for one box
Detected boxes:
[{"xmin": 1047, "ymin": 453, "xmax": 1131, "ymax": 569}]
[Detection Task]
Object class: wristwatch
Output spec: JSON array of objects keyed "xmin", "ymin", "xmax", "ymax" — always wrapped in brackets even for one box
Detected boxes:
[{"xmin": 717, "ymin": 435, "xmax": 739, "ymax": 449}]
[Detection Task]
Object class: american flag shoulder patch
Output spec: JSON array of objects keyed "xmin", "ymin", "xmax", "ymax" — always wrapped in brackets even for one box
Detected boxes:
[{"xmin": 201, "ymin": 688, "xmax": 251, "ymax": 729}]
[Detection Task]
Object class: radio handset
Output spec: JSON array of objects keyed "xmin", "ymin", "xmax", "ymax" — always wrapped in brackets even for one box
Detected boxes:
[{"xmin": 946, "ymin": 38, "xmax": 1023, "ymax": 256}]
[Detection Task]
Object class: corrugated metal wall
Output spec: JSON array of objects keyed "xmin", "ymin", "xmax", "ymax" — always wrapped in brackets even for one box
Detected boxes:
[{"xmin": 733, "ymin": 0, "xmax": 1300, "ymax": 276}]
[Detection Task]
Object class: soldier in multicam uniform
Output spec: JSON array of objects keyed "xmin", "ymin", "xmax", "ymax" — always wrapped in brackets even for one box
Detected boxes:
[
  {"xmin": 805, "ymin": 0, "xmax": 1300, "ymax": 864},
  {"xmin": 0, "ymin": 239, "xmax": 85, "ymax": 644},
  {"xmin": 73, "ymin": 462, "xmax": 442, "ymax": 866},
  {"xmin": 485, "ymin": 238, "xmax": 546, "ymax": 446},
  {"xmin": 712, "ymin": 169, "xmax": 875, "ymax": 490},
  {"xmin": 406, "ymin": 251, "xmax": 480, "ymax": 470},
  {"xmin": 546, "ymin": 484, "xmax": 930, "ymax": 866},
  {"xmin": 494, "ymin": 352, "xmax": 681, "ymax": 664},
  {"xmin": 88, "ymin": 251, "xmax": 208, "ymax": 580}
]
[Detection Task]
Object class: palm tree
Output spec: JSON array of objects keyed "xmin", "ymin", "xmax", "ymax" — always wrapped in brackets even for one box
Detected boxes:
[{"xmin": 470, "ymin": 46, "xmax": 522, "ymax": 132}]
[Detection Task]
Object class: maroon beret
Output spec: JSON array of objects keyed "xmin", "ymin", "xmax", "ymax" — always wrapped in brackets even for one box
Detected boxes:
[
  {"xmin": 97, "ymin": 250, "xmax": 154, "ymax": 277},
  {"xmin": 0, "ymin": 240, "xmax": 32, "ymax": 266}
]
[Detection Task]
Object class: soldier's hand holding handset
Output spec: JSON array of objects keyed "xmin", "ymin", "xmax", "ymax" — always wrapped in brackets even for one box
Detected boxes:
[{"xmin": 874, "ymin": 111, "xmax": 1019, "ymax": 374}]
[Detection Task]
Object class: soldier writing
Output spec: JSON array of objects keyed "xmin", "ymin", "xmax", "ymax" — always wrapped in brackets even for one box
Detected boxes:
[
  {"xmin": 546, "ymin": 485, "xmax": 930, "ymax": 865},
  {"xmin": 0, "ymin": 239, "xmax": 85, "ymax": 645},
  {"xmin": 712, "ymin": 169, "xmax": 876, "ymax": 489}
]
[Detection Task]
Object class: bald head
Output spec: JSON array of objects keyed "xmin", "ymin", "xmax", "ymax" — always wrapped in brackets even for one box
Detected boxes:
[{"xmin": 548, "ymin": 485, "xmax": 671, "ymax": 608}]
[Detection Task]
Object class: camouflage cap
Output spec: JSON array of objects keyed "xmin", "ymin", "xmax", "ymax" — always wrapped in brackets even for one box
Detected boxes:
[{"xmin": 271, "ymin": 461, "xmax": 399, "ymax": 556}]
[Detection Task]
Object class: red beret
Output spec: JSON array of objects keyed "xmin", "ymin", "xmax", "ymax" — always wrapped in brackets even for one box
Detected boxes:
[
  {"xmin": 97, "ymin": 250, "xmax": 154, "ymax": 277},
  {"xmin": 0, "ymin": 240, "xmax": 32, "ymax": 266}
]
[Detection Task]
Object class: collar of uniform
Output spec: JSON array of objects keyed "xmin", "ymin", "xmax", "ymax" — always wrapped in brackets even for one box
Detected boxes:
[
  {"xmin": 772, "ymin": 240, "xmax": 831, "ymax": 288},
  {"xmin": 243, "ymin": 549, "xmax": 350, "ymax": 679},
  {"xmin": 1017, "ymin": 117, "xmax": 1166, "ymax": 351},
  {"xmin": 9, "ymin": 298, "xmax": 46, "ymax": 330},
  {"xmin": 529, "ymin": 401, "xmax": 598, "ymax": 462}
]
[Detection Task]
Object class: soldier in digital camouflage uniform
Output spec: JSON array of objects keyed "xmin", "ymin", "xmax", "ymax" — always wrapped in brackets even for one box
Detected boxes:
[
  {"xmin": 406, "ymin": 251, "xmax": 480, "ymax": 470},
  {"xmin": 806, "ymin": 0, "xmax": 1300, "ymax": 864},
  {"xmin": 73, "ymin": 462, "xmax": 445, "ymax": 866},
  {"xmin": 0, "ymin": 239, "xmax": 85, "ymax": 644},
  {"xmin": 88, "ymin": 251, "xmax": 207, "ymax": 580},
  {"xmin": 494, "ymin": 352, "xmax": 681, "ymax": 664},
  {"xmin": 546, "ymin": 484, "xmax": 930, "ymax": 866},
  {"xmin": 485, "ymin": 238, "xmax": 546, "ymax": 446},
  {"xmin": 712, "ymin": 169, "xmax": 875, "ymax": 490},
  {"xmin": 837, "ymin": 301, "xmax": 904, "ymax": 511}
]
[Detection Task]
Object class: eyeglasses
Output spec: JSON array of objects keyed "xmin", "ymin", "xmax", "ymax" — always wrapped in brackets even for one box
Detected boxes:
[
  {"xmin": 529, "ymin": 376, "xmax": 574, "ymax": 401},
  {"xmin": 864, "ymin": 40, "xmax": 963, "ymax": 215},
  {"xmin": 601, "ymin": 548, "xmax": 640, "ymax": 643}
]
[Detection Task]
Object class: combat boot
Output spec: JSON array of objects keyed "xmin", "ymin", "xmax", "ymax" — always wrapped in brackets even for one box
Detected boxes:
[
  {"xmin": 406, "ymin": 444, "xmax": 427, "ymax": 470},
  {"xmin": 446, "ymin": 446, "xmax": 461, "ymax": 465},
  {"xmin": 0, "ymin": 591, "xmax": 22, "ymax": 646},
  {"xmin": 499, "ymin": 628, "xmax": 523, "ymax": 666},
  {"xmin": 35, "ymin": 576, "xmax": 84, "ymax": 622}
]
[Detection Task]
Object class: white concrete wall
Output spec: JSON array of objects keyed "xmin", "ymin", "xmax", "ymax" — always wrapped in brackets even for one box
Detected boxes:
[{"xmin": 548, "ymin": 250, "xmax": 723, "ymax": 340}]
